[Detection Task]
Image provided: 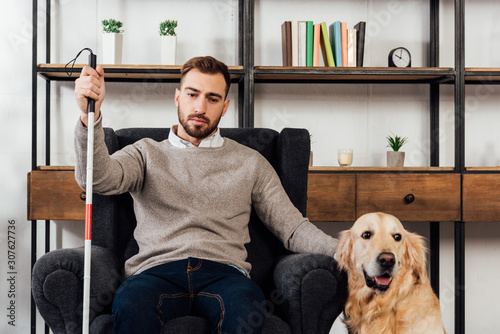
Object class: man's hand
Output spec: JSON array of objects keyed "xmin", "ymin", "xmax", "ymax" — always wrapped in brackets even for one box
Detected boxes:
[{"xmin": 75, "ymin": 65, "xmax": 105, "ymax": 127}]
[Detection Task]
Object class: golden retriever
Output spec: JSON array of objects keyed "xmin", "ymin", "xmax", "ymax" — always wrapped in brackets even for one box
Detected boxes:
[{"xmin": 336, "ymin": 212, "xmax": 446, "ymax": 334}]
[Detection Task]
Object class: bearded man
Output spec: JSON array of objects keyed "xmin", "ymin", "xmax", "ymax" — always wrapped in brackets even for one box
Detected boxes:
[{"xmin": 74, "ymin": 56, "xmax": 338, "ymax": 334}]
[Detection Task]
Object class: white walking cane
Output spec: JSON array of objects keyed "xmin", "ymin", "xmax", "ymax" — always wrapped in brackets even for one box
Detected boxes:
[
  {"xmin": 83, "ymin": 51, "xmax": 97, "ymax": 334},
  {"xmin": 65, "ymin": 48, "xmax": 96, "ymax": 334}
]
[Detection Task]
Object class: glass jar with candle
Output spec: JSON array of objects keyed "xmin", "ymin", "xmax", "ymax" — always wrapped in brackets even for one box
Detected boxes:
[{"xmin": 338, "ymin": 149, "xmax": 353, "ymax": 167}]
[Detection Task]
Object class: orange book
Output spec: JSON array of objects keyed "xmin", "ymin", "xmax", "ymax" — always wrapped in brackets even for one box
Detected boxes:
[
  {"xmin": 341, "ymin": 22, "xmax": 348, "ymax": 67},
  {"xmin": 313, "ymin": 24, "xmax": 320, "ymax": 66}
]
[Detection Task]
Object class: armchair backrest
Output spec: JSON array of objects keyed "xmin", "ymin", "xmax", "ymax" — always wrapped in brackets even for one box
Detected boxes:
[{"xmin": 92, "ymin": 127, "xmax": 310, "ymax": 292}]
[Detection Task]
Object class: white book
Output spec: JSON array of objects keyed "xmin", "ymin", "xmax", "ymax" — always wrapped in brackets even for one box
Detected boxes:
[
  {"xmin": 291, "ymin": 21, "xmax": 299, "ymax": 66},
  {"xmin": 298, "ymin": 21, "xmax": 307, "ymax": 66},
  {"xmin": 347, "ymin": 28, "xmax": 357, "ymax": 67}
]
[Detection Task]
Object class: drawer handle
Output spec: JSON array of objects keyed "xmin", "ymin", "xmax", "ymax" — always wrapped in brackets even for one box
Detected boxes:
[
  {"xmin": 404, "ymin": 194, "xmax": 415, "ymax": 204},
  {"xmin": 80, "ymin": 192, "xmax": 86, "ymax": 201}
]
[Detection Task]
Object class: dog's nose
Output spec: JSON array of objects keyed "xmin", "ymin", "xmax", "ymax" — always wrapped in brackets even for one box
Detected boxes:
[{"xmin": 377, "ymin": 252, "xmax": 395, "ymax": 269}]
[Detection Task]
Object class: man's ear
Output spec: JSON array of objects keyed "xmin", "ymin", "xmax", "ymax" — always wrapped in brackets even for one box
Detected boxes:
[
  {"xmin": 174, "ymin": 88, "xmax": 180, "ymax": 108},
  {"xmin": 221, "ymin": 98, "xmax": 230, "ymax": 117}
]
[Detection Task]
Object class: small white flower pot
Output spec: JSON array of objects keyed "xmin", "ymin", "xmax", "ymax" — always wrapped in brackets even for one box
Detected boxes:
[
  {"xmin": 102, "ymin": 33, "xmax": 123, "ymax": 64},
  {"xmin": 161, "ymin": 35, "xmax": 177, "ymax": 65}
]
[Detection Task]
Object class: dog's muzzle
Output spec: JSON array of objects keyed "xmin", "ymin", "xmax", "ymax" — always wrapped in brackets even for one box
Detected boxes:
[{"xmin": 364, "ymin": 252, "xmax": 396, "ymax": 292}]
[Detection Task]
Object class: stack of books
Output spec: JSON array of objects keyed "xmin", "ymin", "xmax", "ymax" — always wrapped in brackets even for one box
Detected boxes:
[{"xmin": 281, "ymin": 21, "xmax": 366, "ymax": 67}]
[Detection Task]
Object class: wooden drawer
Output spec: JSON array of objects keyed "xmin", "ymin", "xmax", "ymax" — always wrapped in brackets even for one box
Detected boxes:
[
  {"xmin": 357, "ymin": 173, "xmax": 461, "ymax": 222},
  {"xmin": 463, "ymin": 174, "xmax": 500, "ymax": 222},
  {"xmin": 306, "ymin": 173, "xmax": 356, "ymax": 222},
  {"xmin": 27, "ymin": 168, "xmax": 85, "ymax": 220}
]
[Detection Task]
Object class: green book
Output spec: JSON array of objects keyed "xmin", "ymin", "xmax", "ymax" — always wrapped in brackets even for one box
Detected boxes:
[
  {"xmin": 319, "ymin": 22, "xmax": 335, "ymax": 67},
  {"xmin": 306, "ymin": 21, "xmax": 314, "ymax": 67}
]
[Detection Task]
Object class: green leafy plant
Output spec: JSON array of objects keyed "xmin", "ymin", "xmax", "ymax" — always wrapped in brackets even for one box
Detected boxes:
[
  {"xmin": 386, "ymin": 133, "xmax": 408, "ymax": 151},
  {"xmin": 159, "ymin": 20, "xmax": 178, "ymax": 36},
  {"xmin": 102, "ymin": 19, "xmax": 124, "ymax": 33}
]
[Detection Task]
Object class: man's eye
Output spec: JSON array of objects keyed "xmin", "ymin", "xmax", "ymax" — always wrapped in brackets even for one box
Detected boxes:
[
  {"xmin": 210, "ymin": 98, "xmax": 219, "ymax": 103},
  {"xmin": 361, "ymin": 232, "xmax": 371, "ymax": 239}
]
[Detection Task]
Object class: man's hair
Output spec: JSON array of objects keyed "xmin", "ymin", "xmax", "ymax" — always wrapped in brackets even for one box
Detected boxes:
[{"xmin": 180, "ymin": 56, "xmax": 231, "ymax": 98}]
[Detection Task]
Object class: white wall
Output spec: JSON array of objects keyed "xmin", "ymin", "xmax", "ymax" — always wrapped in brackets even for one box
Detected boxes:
[{"xmin": 1, "ymin": 1, "xmax": 499, "ymax": 333}]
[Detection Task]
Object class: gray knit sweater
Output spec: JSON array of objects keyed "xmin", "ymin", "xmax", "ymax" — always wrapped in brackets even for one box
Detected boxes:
[{"xmin": 75, "ymin": 119, "xmax": 338, "ymax": 278}]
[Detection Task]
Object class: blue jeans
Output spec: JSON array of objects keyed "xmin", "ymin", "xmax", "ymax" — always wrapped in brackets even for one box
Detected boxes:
[{"xmin": 112, "ymin": 258, "xmax": 266, "ymax": 334}]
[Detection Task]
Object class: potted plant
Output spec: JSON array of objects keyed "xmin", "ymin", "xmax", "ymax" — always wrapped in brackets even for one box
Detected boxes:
[
  {"xmin": 102, "ymin": 18, "xmax": 124, "ymax": 64},
  {"xmin": 159, "ymin": 20, "xmax": 178, "ymax": 65},
  {"xmin": 386, "ymin": 133, "xmax": 408, "ymax": 167}
]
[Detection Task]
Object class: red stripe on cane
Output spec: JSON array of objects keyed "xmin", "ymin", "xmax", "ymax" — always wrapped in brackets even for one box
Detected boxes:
[{"xmin": 85, "ymin": 204, "xmax": 92, "ymax": 240}]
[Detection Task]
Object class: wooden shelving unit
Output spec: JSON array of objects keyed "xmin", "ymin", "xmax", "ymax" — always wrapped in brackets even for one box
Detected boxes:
[{"xmin": 31, "ymin": 1, "xmax": 500, "ymax": 333}]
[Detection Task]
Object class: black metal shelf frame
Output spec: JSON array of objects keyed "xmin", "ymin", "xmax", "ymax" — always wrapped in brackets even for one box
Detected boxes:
[
  {"xmin": 454, "ymin": 0, "xmax": 466, "ymax": 333},
  {"xmin": 31, "ymin": 1, "xmax": 51, "ymax": 333},
  {"xmin": 31, "ymin": 1, "xmax": 480, "ymax": 333},
  {"xmin": 249, "ymin": 1, "xmax": 464, "ymax": 333},
  {"xmin": 31, "ymin": 1, "xmax": 250, "ymax": 333},
  {"xmin": 250, "ymin": 1, "xmax": 451, "ymax": 330}
]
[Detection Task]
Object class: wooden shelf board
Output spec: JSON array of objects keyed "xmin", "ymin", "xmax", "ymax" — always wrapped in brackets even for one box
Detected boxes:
[
  {"xmin": 465, "ymin": 68, "xmax": 500, "ymax": 71},
  {"xmin": 254, "ymin": 66, "xmax": 455, "ymax": 83},
  {"xmin": 38, "ymin": 165, "xmax": 458, "ymax": 172},
  {"xmin": 465, "ymin": 167, "xmax": 500, "ymax": 172},
  {"xmin": 37, "ymin": 64, "xmax": 244, "ymax": 81},
  {"xmin": 36, "ymin": 165, "xmax": 75, "ymax": 171},
  {"xmin": 465, "ymin": 68, "xmax": 500, "ymax": 83},
  {"xmin": 309, "ymin": 166, "xmax": 456, "ymax": 172}
]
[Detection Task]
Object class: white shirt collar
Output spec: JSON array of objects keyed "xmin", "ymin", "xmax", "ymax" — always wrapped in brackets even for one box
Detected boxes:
[{"xmin": 168, "ymin": 125, "xmax": 224, "ymax": 148}]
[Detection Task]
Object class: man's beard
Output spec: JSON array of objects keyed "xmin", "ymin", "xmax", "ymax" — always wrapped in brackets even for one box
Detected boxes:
[{"xmin": 178, "ymin": 108, "xmax": 223, "ymax": 139}]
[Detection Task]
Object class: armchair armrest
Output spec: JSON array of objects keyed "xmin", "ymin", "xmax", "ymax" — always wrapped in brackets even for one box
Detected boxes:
[
  {"xmin": 273, "ymin": 253, "xmax": 347, "ymax": 334},
  {"xmin": 32, "ymin": 245, "xmax": 121, "ymax": 334}
]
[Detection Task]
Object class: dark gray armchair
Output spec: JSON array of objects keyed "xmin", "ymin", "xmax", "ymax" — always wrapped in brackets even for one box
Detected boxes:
[{"xmin": 32, "ymin": 127, "xmax": 347, "ymax": 334}]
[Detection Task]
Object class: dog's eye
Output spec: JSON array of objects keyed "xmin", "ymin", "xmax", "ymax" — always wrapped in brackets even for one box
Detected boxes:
[
  {"xmin": 361, "ymin": 232, "xmax": 372, "ymax": 239},
  {"xmin": 394, "ymin": 234, "xmax": 402, "ymax": 242}
]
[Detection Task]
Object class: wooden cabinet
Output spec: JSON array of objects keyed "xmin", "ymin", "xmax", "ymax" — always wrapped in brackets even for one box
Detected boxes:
[
  {"xmin": 307, "ymin": 171, "xmax": 461, "ymax": 222},
  {"xmin": 463, "ymin": 174, "xmax": 500, "ymax": 222},
  {"xmin": 27, "ymin": 168, "xmax": 85, "ymax": 221},
  {"xmin": 357, "ymin": 173, "xmax": 461, "ymax": 222},
  {"xmin": 307, "ymin": 173, "xmax": 356, "ymax": 222}
]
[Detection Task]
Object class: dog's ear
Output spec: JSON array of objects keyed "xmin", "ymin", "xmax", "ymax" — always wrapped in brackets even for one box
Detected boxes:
[
  {"xmin": 336, "ymin": 229, "xmax": 353, "ymax": 271},
  {"xmin": 403, "ymin": 231, "xmax": 428, "ymax": 280}
]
